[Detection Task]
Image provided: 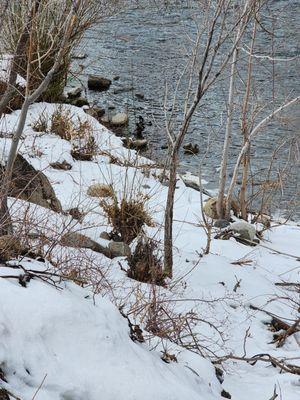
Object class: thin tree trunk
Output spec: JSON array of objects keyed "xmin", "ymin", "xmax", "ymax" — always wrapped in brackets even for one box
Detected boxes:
[
  {"xmin": 164, "ymin": 153, "xmax": 177, "ymax": 278},
  {"xmin": 217, "ymin": 35, "xmax": 239, "ymax": 219},
  {"xmin": 240, "ymin": 20, "xmax": 257, "ymax": 220}
]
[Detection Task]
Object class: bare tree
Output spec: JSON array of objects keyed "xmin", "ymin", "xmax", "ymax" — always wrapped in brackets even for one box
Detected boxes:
[
  {"xmin": 163, "ymin": 0, "xmax": 255, "ymax": 277},
  {"xmin": 225, "ymin": 95, "xmax": 300, "ymax": 218}
]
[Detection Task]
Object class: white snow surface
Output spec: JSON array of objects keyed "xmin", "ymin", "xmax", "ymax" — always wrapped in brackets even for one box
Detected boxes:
[
  {"xmin": 0, "ymin": 103, "xmax": 299, "ymax": 399},
  {"xmin": 0, "ymin": 55, "xmax": 27, "ymax": 86}
]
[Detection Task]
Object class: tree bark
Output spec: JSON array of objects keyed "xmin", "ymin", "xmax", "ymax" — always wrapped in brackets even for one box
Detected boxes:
[{"xmin": 163, "ymin": 153, "xmax": 177, "ymax": 278}]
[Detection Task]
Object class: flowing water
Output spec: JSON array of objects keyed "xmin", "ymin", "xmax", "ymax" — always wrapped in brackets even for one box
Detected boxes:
[{"xmin": 76, "ymin": 0, "xmax": 300, "ymax": 217}]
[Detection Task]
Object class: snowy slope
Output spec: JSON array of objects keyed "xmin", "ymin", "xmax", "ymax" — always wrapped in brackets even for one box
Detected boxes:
[{"xmin": 0, "ymin": 103, "xmax": 299, "ymax": 399}]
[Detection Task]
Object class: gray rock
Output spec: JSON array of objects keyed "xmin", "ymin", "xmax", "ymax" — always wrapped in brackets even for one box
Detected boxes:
[
  {"xmin": 66, "ymin": 86, "xmax": 82, "ymax": 99},
  {"xmin": 0, "ymin": 154, "xmax": 62, "ymax": 212},
  {"xmin": 230, "ymin": 221, "xmax": 256, "ymax": 241},
  {"xmin": 100, "ymin": 231, "xmax": 111, "ymax": 240},
  {"xmin": 88, "ymin": 75, "xmax": 111, "ymax": 91},
  {"xmin": 60, "ymin": 232, "xmax": 113, "ymax": 259},
  {"xmin": 60, "ymin": 232, "xmax": 131, "ymax": 259},
  {"xmin": 122, "ymin": 137, "xmax": 148, "ymax": 150},
  {"xmin": 214, "ymin": 219, "xmax": 230, "ymax": 229},
  {"xmin": 111, "ymin": 112, "xmax": 128, "ymax": 126},
  {"xmin": 84, "ymin": 106, "xmax": 105, "ymax": 120},
  {"xmin": 108, "ymin": 241, "xmax": 131, "ymax": 258},
  {"xmin": 70, "ymin": 97, "xmax": 89, "ymax": 107},
  {"xmin": 72, "ymin": 53, "xmax": 87, "ymax": 59}
]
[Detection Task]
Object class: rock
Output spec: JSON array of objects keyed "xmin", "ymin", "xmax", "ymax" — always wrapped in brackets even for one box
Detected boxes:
[
  {"xmin": 230, "ymin": 221, "xmax": 256, "ymax": 241},
  {"xmin": 113, "ymin": 76, "xmax": 120, "ymax": 81},
  {"xmin": 70, "ymin": 96, "xmax": 89, "ymax": 107},
  {"xmin": 84, "ymin": 106, "xmax": 105, "ymax": 120},
  {"xmin": 101, "ymin": 115, "xmax": 110, "ymax": 124},
  {"xmin": 50, "ymin": 160, "xmax": 72, "ymax": 171},
  {"xmin": 183, "ymin": 143, "xmax": 199, "ymax": 155},
  {"xmin": 87, "ymin": 184, "xmax": 114, "ymax": 198},
  {"xmin": 100, "ymin": 231, "xmax": 111, "ymax": 240},
  {"xmin": 88, "ymin": 75, "xmax": 111, "ymax": 91},
  {"xmin": 72, "ymin": 53, "xmax": 87, "ymax": 59},
  {"xmin": 111, "ymin": 112, "xmax": 128, "ymax": 126},
  {"xmin": 203, "ymin": 197, "xmax": 239, "ymax": 219},
  {"xmin": 122, "ymin": 138, "xmax": 148, "ymax": 151},
  {"xmin": 60, "ymin": 232, "xmax": 113, "ymax": 258},
  {"xmin": 181, "ymin": 173, "xmax": 212, "ymax": 196},
  {"xmin": 214, "ymin": 219, "xmax": 230, "ymax": 229},
  {"xmin": 66, "ymin": 86, "xmax": 82, "ymax": 99},
  {"xmin": 0, "ymin": 235, "xmax": 23, "ymax": 261},
  {"xmin": 203, "ymin": 198, "xmax": 219, "ymax": 219},
  {"xmin": 60, "ymin": 232, "xmax": 131, "ymax": 259},
  {"xmin": 0, "ymin": 154, "xmax": 62, "ymax": 212},
  {"xmin": 108, "ymin": 241, "xmax": 131, "ymax": 258},
  {"xmin": 135, "ymin": 93, "xmax": 145, "ymax": 100}
]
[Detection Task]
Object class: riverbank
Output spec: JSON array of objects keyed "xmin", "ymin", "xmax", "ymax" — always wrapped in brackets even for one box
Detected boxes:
[{"xmin": 0, "ymin": 102, "xmax": 299, "ymax": 399}]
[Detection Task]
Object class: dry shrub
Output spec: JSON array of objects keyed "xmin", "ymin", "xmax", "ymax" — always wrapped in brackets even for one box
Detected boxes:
[
  {"xmin": 50, "ymin": 108, "xmax": 97, "ymax": 160},
  {"xmin": 100, "ymin": 193, "xmax": 154, "ymax": 244},
  {"xmin": 31, "ymin": 112, "xmax": 48, "ymax": 132},
  {"xmin": 127, "ymin": 236, "xmax": 165, "ymax": 285},
  {"xmin": 71, "ymin": 136, "xmax": 97, "ymax": 161},
  {"xmin": 50, "ymin": 107, "xmax": 74, "ymax": 140}
]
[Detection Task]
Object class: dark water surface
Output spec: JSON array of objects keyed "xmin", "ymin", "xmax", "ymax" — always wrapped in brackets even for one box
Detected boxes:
[{"xmin": 76, "ymin": 0, "xmax": 300, "ymax": 218}]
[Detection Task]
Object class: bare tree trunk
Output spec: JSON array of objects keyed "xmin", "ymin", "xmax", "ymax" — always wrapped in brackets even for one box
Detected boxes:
[
  {"xmin": 163, "ymin": 153, "xmax": 177, "ymax": 277},
  {"xmin": 216, "ymin": 45, "xmax": 238, "ymax": 219},
  {"xmin": 239, "ymin": 20, "xmax": 257, "ymax": 220},
  {"xmin": 217, "ymin": 2, "xmax": 251, "ymax": 220}
]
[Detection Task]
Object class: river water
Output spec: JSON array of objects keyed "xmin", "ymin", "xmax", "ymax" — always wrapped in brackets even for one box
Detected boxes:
[{"xmin": 76, "ymin": 0, "xmax": 300, "ymax": 218}]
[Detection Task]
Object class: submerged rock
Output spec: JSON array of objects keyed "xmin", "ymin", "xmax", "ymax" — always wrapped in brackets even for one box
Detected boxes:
[{"xmin": 88, "ymin": 75, "xmax": 111, "ymax": 91}]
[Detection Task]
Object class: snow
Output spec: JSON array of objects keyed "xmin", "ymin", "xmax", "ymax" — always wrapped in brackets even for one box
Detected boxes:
[
  {"xmin": 0, "ymin": 55, "xmax": 27, "ymax": 86},
  {"xmin": 0, "ymin": 103, "xmax": 299, "ymax": 399}
]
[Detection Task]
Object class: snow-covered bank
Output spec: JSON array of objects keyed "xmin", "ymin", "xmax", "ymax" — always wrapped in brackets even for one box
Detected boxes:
[
  {"xmin": 0, "ymin": 263, "xmax": 219, "ymax": 400},
  {"xmin": 0, "ymin": 103, "xmax": 299, "ymax": 399}
]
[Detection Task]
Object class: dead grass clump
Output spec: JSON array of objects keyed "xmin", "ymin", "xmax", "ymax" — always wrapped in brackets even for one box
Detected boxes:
[
  {"xmin": 100, "ymin": 194, "xmax": 154, "ymax": 244},
  {"xmin": 127, "ymin": 236, "xmax": 165, "ymax": 285},
  {"xmin": 71, "ymin": 135, "xmax": 97, "ymax": 161},
  {"xmin": 50, "ymin": 107, "xmax": 74, "ymax": 140},
  {"xmin": 31, "ymin": 112, "xmax": 48, "ymax": 132},
  {"xmin": 50, "ymin": 108, "xmax": 97, "ymax": 160}
]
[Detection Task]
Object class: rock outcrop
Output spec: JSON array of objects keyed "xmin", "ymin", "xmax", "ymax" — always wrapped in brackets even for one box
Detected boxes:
[{"xmin": 0, "ymin": 154, "xmax": 62, "ymax": 212}]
